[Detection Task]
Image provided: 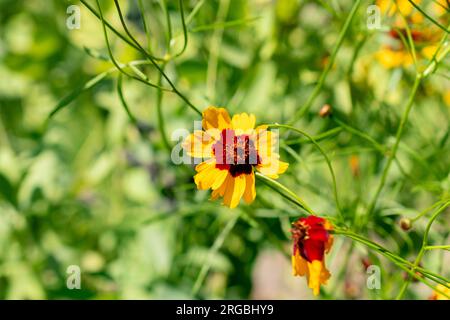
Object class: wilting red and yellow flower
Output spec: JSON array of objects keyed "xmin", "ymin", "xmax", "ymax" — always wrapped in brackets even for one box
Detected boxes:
[
  {"xmin": 291, "ymin": 216, "xmax": 333, "ymax": 296},
  {"xmin": 182, "ymin": 107, "xmax": 288, "ymax": 208},
  {"xmin": 429, "ymin": 283, "xmax": 450, "ymax": 300},
  {"xmin": 375, "ymin": 0, "xmax": 447, "ymax": 69}
]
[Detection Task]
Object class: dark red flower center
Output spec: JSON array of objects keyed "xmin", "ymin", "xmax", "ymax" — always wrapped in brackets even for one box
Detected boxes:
[{"xmin": 213, "ymin": 129, "xmax": 261, "ymax": 177}]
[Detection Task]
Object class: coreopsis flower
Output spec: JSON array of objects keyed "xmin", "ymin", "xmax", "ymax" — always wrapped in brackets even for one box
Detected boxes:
[
  {"xmin": 291, "ymin": 216, "xmax": 333, "ymax": 296},
  {"xmin": 182, "ymin": 107, "xmax": 288, "ymax": 208},
  {"xmin": 376, "ymin": 0, "xmax": 424, "ymax": 26},
  {"xmin": 430, "ymin": 0, "xmax": 450, "ymax": 19},
  {"xmin": 375, "ymin": 0, "xmax": 447, "ymax": 69},
  {"xmin": 429, "ymin": 283, "xmax": 450, "ymax": 300}
]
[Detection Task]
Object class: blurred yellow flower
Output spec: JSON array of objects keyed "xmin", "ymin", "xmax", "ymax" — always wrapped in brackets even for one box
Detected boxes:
[
  {"xmin": 183, "ymin": 107, "xmax": 288, "ymax": 208},
  {"xmin": 376, "ymin": 0, "xmax": 424, "ymax": 26},
  {"xmin": 444, "ymin": 91, "xmax": 450, "ymax": 107},
  {"xmin": 430, "ymin": 283, "xmax": 450, "ymax": 300},
  {"xmin": 376, "ymin": 46, "xmax": 413, "ymax": 69},
  {"xmin": 375, "ymin": 0, "xmax": 447, "ymax": 69},
  {"xmin": 432, "ymin": 0, "xmax": 450, "ymax": 17}
]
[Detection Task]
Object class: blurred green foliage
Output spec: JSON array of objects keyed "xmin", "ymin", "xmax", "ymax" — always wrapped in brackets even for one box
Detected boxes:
[{"xmin": 0, "ymin": 0, "xmax": 448, "ymax": 299}]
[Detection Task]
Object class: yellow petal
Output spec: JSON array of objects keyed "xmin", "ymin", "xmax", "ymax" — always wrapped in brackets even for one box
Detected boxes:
[
  {"xmin": 222, "ymin": 174, "xmax": 246, "ymax": 208},
  {"xmin": 231, "ymin": 113, "xmax": 256, "ymax": 132},
  {"xmin": 307, "ymin": 260, "xmax": 331, "ymax": 296},
  {"xmin": 376, "ymin": 0, "xmax": 393, "ymax": 15},
  {"xmin": 292, "ymin": 251, "xmax": 308, "ymax": 277},
  {"xmin": 222, "ymin": 175, "xmax": 235, "ymax": 207},
  {"xmin": 182, "ymin": 130, "xmax": 215, "ymax": 158},
  {"xmin": 211, "ymin": 169, "xmax": 229, "ymax": 190},
  {"xmin": 277, "ymin": 160, "xmax": 289, "ymax": 174},
  {"xmin": 229, "ymin": 174, "xmax": 246, "ymax": 208},
  {"xmin": 307, "ymin": 261, "xmax": 322, "ymax": 296},
  {"xmin": 211, "ymin": 174, "xmax": 229, "ymax": 200},
  {"xmin": 195, "ymin": 159, "xmax": 215, "ymax": 172},
  {"xmin": 256, "ymin": 158, "xmax": 289, "ymax": 179},
  {"xmin": 397, "ymin": 0, "xmax": 416, "ymax": 16},
  {"xmin": 320, "ymin": 261, "xmax": 331, "ymax": 284},
  {"xmin": 421, "ymin": 45, "xmax": 439, "ymax": 60},
  {"xmin": 194, "ymin": 161, "xmax": 219, "ymax": 190},
  {"xmin": 202, "ymin": 107, "xmax": 231, "ymax": 131},
  {"xmin": 243, "ymin": 172, "xmax": 256, "ymax": 204},
  {"xmin": 410, "ymin": 11, "xmax": 424, "ymax": 24},
  {"xmin": 376, "ymin": 48, "xmax": 407, "ymax": 69},
  {"xmin": 256, "ymin": 129, "xmax": 277, "ymax": 158},
  {"xmin": 432, "ymin": 283, "xmax": 450, "ymax": 300},
  {"xmin": 324, "ymin": 220, "xmax": 334, "ymax": 231}
]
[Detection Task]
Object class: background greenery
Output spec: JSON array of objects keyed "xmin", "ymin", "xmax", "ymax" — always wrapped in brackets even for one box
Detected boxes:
[{"xmin": 0, "ymin": 0, "xmax": 448, "ymax": 299}]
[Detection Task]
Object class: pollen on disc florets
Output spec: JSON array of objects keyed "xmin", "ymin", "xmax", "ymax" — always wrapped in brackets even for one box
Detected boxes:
[{"xmin": 212, "ymin": 129, "xmax": 261, "ymax": 177}]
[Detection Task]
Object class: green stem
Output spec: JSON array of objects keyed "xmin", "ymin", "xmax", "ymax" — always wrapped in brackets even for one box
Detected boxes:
[
  {"xmin": 95, "ymin": 0, "xmax": 169, "ymax": 91},
  {"xmin": 255, "ymin": 172, "xmax": 315, "ymax": 215},
  {"xmin": 48, "ymin": 60, "xmax": 159, "ymax": 119},
  {"xmin": 334, "ymin": 228, "xmax": 450, "ymax": 296},
  {"xmin": 158, "ymin": 0, "xmax": 172, "ymax": 52},
  {"xmin": 411, "ymin": 199, "xmax": 448, "ymax": 222},
  {"xmin": 80, "ymin": 0, "xmax": 165, "ymax": 61},
  {"xmin": 333, "ymin": 117, "xmax": 386, "ymax": 153},
  {"xmin": 285, "ymin": 127, "xmax": 343, "ymax": 145},
  {"xmin": 396, "ymin": 201, "xmax": 450, "ymax": 299},
  {"xmin": 290, "ymin": 0, "xmax": 362, "ymax": 122},
  {"xmin": 156, "ymin": 66, "xmax": 172, "ymax": 151},
  {"xmin": 393, "ymin": 2, "xmax": 418, "ymax": 69},
  {"xmin": 407, "ymin": 0, "xmax": 449, "ymax": 33},
  {"xmin": 268, "ymin": 124, "xmax": 343, "ymax": 218},
  {"xmin": 173, "ymin": 0, "xmax": 188, "ymax": 58},
  {"xmin": 137, "ymin": 0, "xmax": 152, "ymax": 54},
  {"xmin": 192, "ymin": 212, "xmax": 240, "ymax": 296},
  {"xmin": 425, "ymin": 245, "xmax": 450, "ymax": 251},
  {"xmin": 423, "ymin": 44, "xmax": 450, "ymax": 77},
  {"xmin": 365, "ymin": 74, "xmax": 422, "ymax": 221},
  {"xmin": 186, "ymin": 0, "xmax": 207, "ymax": 25},
  {"xmin": 191, "ymin": 17, "xmax": 260, "ymax": 33},
  {"xmin": 422, "ymin": 21, "xmax": 450, "ymax": 77},
  {"xmin": 206, "ymin": 0, "xmax": 230, "ymax": 101},
  {"xmin": 117, "ymin": 73, "xmax": 137, "ymax": 123},
  {"xmin": 111, "ymin": 0, "xmax": 202, "ymax": 115},
  {"xmin": 333, "ymin": 117, "xmax": 414, "ymax": 180}
]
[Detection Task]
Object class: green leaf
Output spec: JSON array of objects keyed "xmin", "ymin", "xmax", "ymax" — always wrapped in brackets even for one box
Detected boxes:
[{"xmin": 48, "ymin": 71, "xmax": 109, "ymax": 118}]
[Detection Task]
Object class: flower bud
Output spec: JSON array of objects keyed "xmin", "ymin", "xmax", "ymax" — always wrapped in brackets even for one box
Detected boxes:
[
  {"xmin": 400, "ymin": 218, "xmax": 412, "ymax": 231},
  {"xmin": 319, "ymin": 104, "xmax": 332, "ymax": 118}
]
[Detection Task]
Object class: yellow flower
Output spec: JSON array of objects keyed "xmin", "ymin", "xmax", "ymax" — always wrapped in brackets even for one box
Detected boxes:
[
  {"xmin": 376, "ymin": 46, "xmax": 413, "ymax": 69},
  {"xmin": 375, "ymin": 0, "xmax": 446, "ymax": 69},
  {"xmin": 291, "ymin": 216, "xmax": 334, "ymax": 296},
  {"xmin": 183, "ymin": 107, "xmax": 288, "ymax": 208},
  {"xmin": 430, "ymin": 283, "xmax": 450, "ymax": 300},
  {"xmin": 377, "ymin": 0, "xmax": 424, "ymax": 26},
  {"xmin": 432, "ymin": 0, "xmax": 450, "ymax": 17}
]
